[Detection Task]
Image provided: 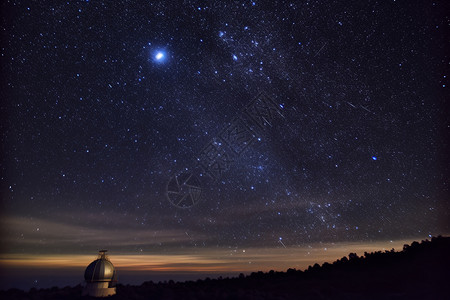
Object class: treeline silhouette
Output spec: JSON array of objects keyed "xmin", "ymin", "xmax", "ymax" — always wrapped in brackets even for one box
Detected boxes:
[{"xmin": 2, "ymin": 236, "xmax": 448, "ymax": 299}]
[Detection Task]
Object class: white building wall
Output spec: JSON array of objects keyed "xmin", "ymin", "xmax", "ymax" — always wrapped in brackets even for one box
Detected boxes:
[{"xmin": 82, "ymin": 282, "xmax": 116, "ymax": 297}]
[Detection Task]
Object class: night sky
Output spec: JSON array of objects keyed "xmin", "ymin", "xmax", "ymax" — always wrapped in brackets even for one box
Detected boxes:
[{"xmin": 1, "ymin": 0, "xmax": 449, "ymax": 290}]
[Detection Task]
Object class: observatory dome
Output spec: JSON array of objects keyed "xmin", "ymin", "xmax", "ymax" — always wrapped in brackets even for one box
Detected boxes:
[
  {"xmin": 82, "ymin": 250, "xmax": 117, "ymax": 297},
  {"xmin": 84, "ymin": 250, "xmax": 116, "ymax": 282}
]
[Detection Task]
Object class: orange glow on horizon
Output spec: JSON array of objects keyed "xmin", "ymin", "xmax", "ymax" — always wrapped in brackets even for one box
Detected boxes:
[{"xmin": 0, "ymin": 239, "xmax": 419, "ymax": 274}]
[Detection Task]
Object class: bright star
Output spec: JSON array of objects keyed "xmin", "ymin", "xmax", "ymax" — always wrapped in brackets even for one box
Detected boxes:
[
  {"xmin": 155, "ymin": 52, "xmax": 164, "ymax": 60},
  {"xmin": 151, "ymin": 49, "xmax": 167, "ymax": 63}
]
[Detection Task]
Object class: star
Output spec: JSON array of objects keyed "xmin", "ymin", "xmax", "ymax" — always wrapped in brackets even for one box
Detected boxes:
[{"xmin": 153, "ymin": 50, "xmax": 167, "ymax": 63}]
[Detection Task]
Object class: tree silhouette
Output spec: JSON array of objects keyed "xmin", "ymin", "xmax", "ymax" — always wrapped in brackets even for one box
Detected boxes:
[{"xmin": 1, "ymin": 236, "xmax": 448, "ymax": 300}]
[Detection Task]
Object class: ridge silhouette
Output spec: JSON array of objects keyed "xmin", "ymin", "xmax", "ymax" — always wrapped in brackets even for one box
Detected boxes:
[{"xmin": 2, "ymin": 236, "xmax": 448, "ymax": 299}]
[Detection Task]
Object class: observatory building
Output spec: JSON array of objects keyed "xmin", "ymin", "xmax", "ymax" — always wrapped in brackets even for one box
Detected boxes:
[{"xmin": 82, "ymin": 250, "xmax": 117, "ymax": 297}]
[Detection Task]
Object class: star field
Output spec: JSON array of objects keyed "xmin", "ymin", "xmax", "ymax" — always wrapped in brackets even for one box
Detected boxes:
[{"xmin": 1, "ymin": 0, "xmax": 448, "ymax": 262}]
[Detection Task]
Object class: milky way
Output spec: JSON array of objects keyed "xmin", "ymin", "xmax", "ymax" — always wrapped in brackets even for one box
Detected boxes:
[{"xmin": 1, "ymin": 0, "xmax": 448, "ymax": 259}]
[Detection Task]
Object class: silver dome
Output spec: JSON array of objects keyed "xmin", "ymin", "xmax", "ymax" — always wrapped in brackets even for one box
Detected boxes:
[{"xmin": 84, "ymin": 250, "xmax": 116, "ymax": 282}]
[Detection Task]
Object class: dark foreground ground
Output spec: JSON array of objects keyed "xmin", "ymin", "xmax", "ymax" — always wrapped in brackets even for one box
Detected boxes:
[{"xmin": 2, "ymin": 236, "xmax": 449, "ymax": 300}]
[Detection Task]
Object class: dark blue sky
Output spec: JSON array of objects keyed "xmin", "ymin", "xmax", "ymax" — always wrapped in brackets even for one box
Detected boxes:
[{"xmin": 0, "ymin": 0, "xmax": 448, "ymax": 289}]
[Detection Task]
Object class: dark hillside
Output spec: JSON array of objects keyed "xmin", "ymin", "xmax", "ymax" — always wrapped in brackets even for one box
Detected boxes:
[{"xmin": 2, "ymin": 236, "xmax": 448, "ymax": 300}]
